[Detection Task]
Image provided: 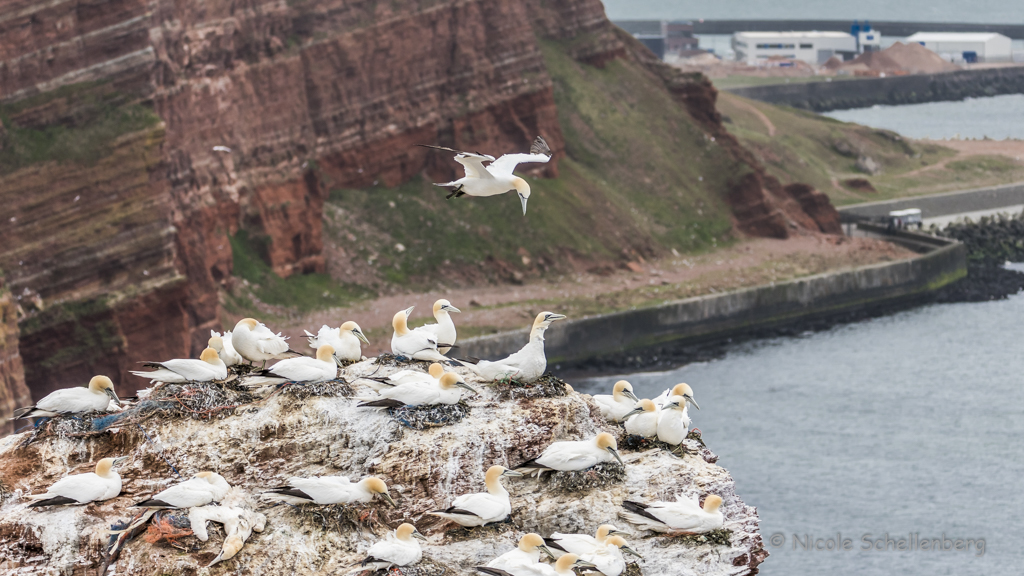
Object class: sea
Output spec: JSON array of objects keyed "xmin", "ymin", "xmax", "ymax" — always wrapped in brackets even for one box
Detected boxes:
[
  {"xmin": 824, "ymin": 94, "xmax": 1024, "ymax": 140},
  {"xmin": 573, "ymin": 292, "xmax": 1024, "ymax": 576}
]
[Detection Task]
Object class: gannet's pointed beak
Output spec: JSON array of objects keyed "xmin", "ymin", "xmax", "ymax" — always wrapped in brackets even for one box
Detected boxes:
[
  {"xmin": 666, "ymin": 401, "xmax": 681, "ymax": 409},
  {"xmin": 412, "ymin": 530, "xmax": 428, "ymax": 541},
  {"xmin": 457, "ymin": 382, "xmax": 480, "ymax": 394},
  {"xmin": 624, "ymin": 390, "xmax": 639, "ymax": 402},
  {"xmin": 501, "ymin": 469, "xmax": 524, "ymax": 478},
  {"xmin": 575, "ymin": 559, "xmax": 598, "ymax": 568},
  {"xmin": 609, "ymin": 529, "xmax": 630, "ymax": 537},
  {"xmin": 622, "ymin": 545, "xmax": 643, "ymax": 558},
  {"xmin": 105, "ymin": 388, "xmax": 121, "ymax": 405},
  {"xmin": 404, "ymin": 306, "xmax": 416, "ymax": 317},
  {"xmin": 112, "ymin": 456, "xmax": 130, "ymax": 466},
  {"xmin": 380, "ymin": 493, "xmax": 397, "ymax": 508},
  {"xmin": 539, "ymin": 545, "xmax": 556, "ymax": 560},
  {"xmin": 519, "ymin": 193, "xmax": 528, "ymax": 215},
  {"xmin": 686, "ymin": 394, "xmax": 700, "ymax": 410},
  {"xmin": 607, "ymin": 447, "xmax": 623, "ymax": 466},
  {"xmin": 622, "ymin": 407, "xmax": 644, "ymax": 420},
  {"xmin": 354, "ymin": 329, "xmax": 370, "ymax": 345},
  {"xmin": 444, "ymin": 305, "xmax": 461, "ymax": 313}
]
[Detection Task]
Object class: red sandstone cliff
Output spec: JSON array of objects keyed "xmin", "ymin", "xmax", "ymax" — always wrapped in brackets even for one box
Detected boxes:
[
  {"xmin": 0, "ymin": 0, "xmax": 838, "ymax": 402},
  {"xmin": 0, "ymin": 279, "xmax": 32, "ymax": 435}
]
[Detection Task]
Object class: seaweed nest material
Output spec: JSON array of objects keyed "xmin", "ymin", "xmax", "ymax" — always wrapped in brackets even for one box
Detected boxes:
[
  {"xmin": 443, "ymin": 517, "xmax": 518, "ymax": 543},
  {"xmin": 388, "ymin": 402, "xmax": 470, "ymax": 430},
  {"xmin": 622, "ymin": 562, "xmax": 644, "ymax": 576},
  {"xmin": 283, "ymin": 378, "xmax": 354, "ymax": 400},
  {"xmin": 373, "ymin": 353, "xmax": 435, "ymax": 369},
  {"xmin": 365, "ymin": 558, "xmax": 451, "ymax": 576},
  {"xmin": 548, "ymin": 462, "xmax": 627, "ymax": 493},
  {"xmin": 675, "ymin": 528, "xmax": 733, "ymax": 547},
  {"xmin": 491, "ymin": 373, "xmax": 570, "ymax": 401},
  {"xmin": 293, "ymin": 503, "xmax": 387, "ymax": 534}
]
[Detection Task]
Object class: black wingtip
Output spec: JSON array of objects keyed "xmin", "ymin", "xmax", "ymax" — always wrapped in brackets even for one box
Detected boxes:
[
  {"xmin": 264, "ymin": 488, "xmax": 313, "ymax": 501},
  {"xmin": 456, "ymin": 357, "xmax": 480, "ymax": 365},
  {"xmin": 544, "ymin": 537, "xmax": 568, "ymax": 552},
  {"xmin": 28, "ymin": 496, "xmax": 79, "ymax": 507},
  {"xmin": 531, "ymin": 136, "xmax": 552, "ymax": 157},
  {"xmin": 357, "ymin": 399, "xmax": 407, "ymax": 408},
  {"xmin": 475, "ymin": 568, "xmax": 513, "ymax": 576},
  {"xmin": 132, "ymin": 499, "xmax": 172, "ymax": 508}
]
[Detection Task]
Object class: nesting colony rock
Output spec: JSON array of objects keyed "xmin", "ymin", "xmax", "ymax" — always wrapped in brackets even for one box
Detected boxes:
[{"xmin": 0, "ymin": 358, "xmax": 765, "ymax": 575}]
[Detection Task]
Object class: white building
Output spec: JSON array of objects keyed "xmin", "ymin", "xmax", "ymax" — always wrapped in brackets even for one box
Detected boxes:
[
  {"xmin": 733, "ymin": 31, "xmax": 857, "ymax": 66},
  {"xmin": 905, "ymin": 32, "xmax": 1012, "ymax": 63}
]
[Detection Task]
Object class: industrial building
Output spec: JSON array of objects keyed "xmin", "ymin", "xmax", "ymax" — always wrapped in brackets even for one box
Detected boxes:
[
  {"xmin": 732, "ymin": 31, "xmax": 857, "ymax": 66},
  {"xmin": 905, "ymin": 32, "xmax": 1012, "ymax": 63},
  {"xmin": 615, "ymin": 20, "xmax": 700, "ymax": 60}
]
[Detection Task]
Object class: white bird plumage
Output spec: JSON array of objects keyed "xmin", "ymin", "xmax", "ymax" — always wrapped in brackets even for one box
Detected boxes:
[
  {"xmin": 134, "ymin": 471, "xmax": 231, "ymax": 509},
  {"xmin": 305, "ymin": 320, "xmax": 368, "ymax": 363},
  {"xmin": 477, "ymin": 553, "xmax": 595, "ymax": 576},
  {"xmin": 261, "ymin": 475, "xmax": 396, "ymax": 507},
  {"xmin": 210, "ymin": 331, "xmax": 244, "ymax": 366},
  {"xmin": 360, "ymin": 523, "xmax": 426, "ymax": 571},
  {"xmin": 391, "ymin": 306, "xmax": 450, "ymax": 362},
  {"xmin": 231, "ymin": 318, "xmax": 297, "ymax": 366},
  {"xmin": 656, "ymin": 395, "xmax": 691, "ymax": 445},
  {"xmin": 423, "ymin": 136, "xmax": 553, "ymax": 215},
  {"xmin": 12, "ymin": 375, "xmax": 120, "ymax": 419},
  {"xmin": 27, "ymin": 457, "xmax": 127, "ymax": 507},
  {"xmin": 622, "ymin": 399, "xmax": 659, "ymax": 438},
  {"xmin": 429, "ymin": 466, "xmax": 522, "ymax": 526},
  {"xmin": 130, "ymin": 347, "xmax": 227, "ymax": 383},
  {"xmin": 653, "ymin": 383, "xmax": 700, "ymax": 411},
  {"xmin": 484, "ymin": 533, "xmax": 554, "ymax": 572},
  {"xmin": 360, "ymin": 363, "xmax": 445, "ymax": 391},
  {"xmin": 621, "ymin": 494, "xmax": 724, "ymax": 534},
  {"xmin": 594, "ymin": 381, "xmax": 640, "ymax": 422},
  {"xmin": 411, "ymin": 299, "xmax": 460, "ymax": 354},
  {"xmin": 242, "ymin": 345, "xmax": 338, "ymax": 387},
  {"xmin": 357, "ymin": 372, "xmax": 477, "ymax": 408},
  {"xmin": 516, "ymin": 433, "xmax": 623, "ymax": 475},
  {"xmin": 464, "ymin": 312, "xmax": 565, "ymax": 382},
  {"xmin": 575, "ymin": 536, "xmax": 639, "ymax": 576},
  {"xmin": 544, "ymin": 524, "xmax": 628, "ymax": 558}
]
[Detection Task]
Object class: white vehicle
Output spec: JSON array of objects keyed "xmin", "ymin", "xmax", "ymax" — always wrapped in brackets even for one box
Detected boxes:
[{"xmin": 887, "ymin": 208, "xmax": 922, "ymax": 230}]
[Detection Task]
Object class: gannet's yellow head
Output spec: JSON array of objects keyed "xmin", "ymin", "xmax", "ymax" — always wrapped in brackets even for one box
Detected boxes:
[
  {"xmin": 624, "ymin": 399, "xmax": 656, "ymax": 420},
  {"xmin": 440, "ymin": 372, "xmax": 479, "ymax": 394},
  {"xmin": 596, "ymin": 524, "xmax": 629, "ymax": 541},
  {"xmin": 485, "ymin": 465, "xmax": 524, "ymax": 489},
  {"xmin": 393, "ymin": 307, "xmax": 414, "ymax": 336},
  {"xmin": 595, "ymin": 433, "xmax": 623, "ymax": 465},
  {"xmin": 664, "ymin": 395, "xmax": 688, "ymax": 411},
  {"xmin": 428, "ymin": 363, "xmax": 444, "ymax": 378},
  {"xmin": 315, "ymin": 345, "xmax": 336, "ymax": 362},
  {"xmin": 212, "ymin": 534, "xmax": 244, "ymax": 565},
  {"xmin": 200, "ymin": 347, "xmax": 220, "ymax": 363},
  {"xmin": 208, "ymin": 335, "xmax": 224, "ymax": 353},
  {"xmin": 613, "ymin": 380, "xmax": 639, "ymax": 402},
  {"xmin": 554, "ymin": 554, "xmax": 595, "ymax": 573},
  {"xmin": 95, "ymin": 456, "xmax": 128, "ymax": 477},
  {"xmin": 89, "ymin": 375, "xmax": 120, "ymax": 404},
  {"xmin": 237, "ymin": 318, "xmax": 259, "ymax": 331},
  {"xmin": 512, "ymin": 177, "xmax": 531, "ymax": 215},
  {"xmin": 671, "ymin": 383, "xmax": 699, "ymax": 410},
  {"xmin": 605, "ymin": 535, "xmax": 642, "ymax": 558},
  {"xmin": 340, "ymin": 321, "xmax": 369, "ymax": 344},
  {"xmin": 529, "ymin": 311, "xmax": 566, "ymax": 340},
  {"xmin": 518, "ymin": 533, "xmax": 552, "ymax": 558},
  {"xmin": 703, "ymin": 495, "xmax": 723, "ymax": 513},
  {"xmin": 361, "ymin": 477, "xmax": 397, "ymax": 507},
  {"xmin": 196, "ymin": 471, "xmax": 217, "ymax": 483},
  {"xmin": 395, "ymin": 523, "xmax": 427, "ymax": 542},
  {"xmin": 432, "ymin": 299, "xmax": 461, "ymax": 315}
]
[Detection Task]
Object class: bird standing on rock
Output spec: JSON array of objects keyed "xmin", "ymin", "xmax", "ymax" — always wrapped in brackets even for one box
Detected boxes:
[
  {"xmin": 27, "ymin": 457, "xmax": 128, "ymax": 507},
  {"xmin": 412, "ymin": 299, "xmax": 461, "ymax": 354},
  {"xmin": 657, "ymin": 395, "xmax": 692, "ymax": 446},
  {"xmin": 653, "ymin": 383, "xmax": 699, "ymax": 411},
  {"xmin": 231, "ymin": 318, "xmax": 300, "ymax": 368},
  {"xmin": 209, "ymin": 332, "xmax": 243, "ymax": 367},
  {"xmin": 12, "ymin": 375, "xmax": 120, "ymax": 419},
  {"xmin": 462, "ymin": 312, "xmax": 565, "ymax": 382},
  {"xmin": 421, "ymin": 136, "xmax": 553, "ymax": 215},
  {"xmin": 358, "ymin": 523, "xmax": 427, "ymax": 571},
  {"xmin": 594, "ymin": 381, "xmax": 640, "ymax": 422},
  {"xmin": 305, "ymin": 320, "xmax": 369, "ymax": 364},
  {"xmin": 391, "ymin": 306, "xmax": 452, "ymax": 362},
  {"xmin": 428, "ymin": 465, "xmax": 523, "ymax": 527},
  {"xmin": 622, "ymin": 399, "xmax": 659, "ymax": 438}
]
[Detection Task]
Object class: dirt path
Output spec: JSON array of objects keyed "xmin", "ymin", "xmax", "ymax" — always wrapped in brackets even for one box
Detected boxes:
[
  {"xmin": 733, "ymin": 98, "xmax": 776, "ymax": 136},
  {"xmin": 275, "ymin": 234, "xmax": 915, "ymax": 356},
  {"xmin": 902, "ymin": 139, "xmax": 1024, "ymax": 178}
]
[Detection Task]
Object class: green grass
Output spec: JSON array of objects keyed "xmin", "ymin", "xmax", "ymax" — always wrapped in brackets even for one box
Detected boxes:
[
  {"xmin": 0, "ymin": 82, "xmax": 160, "ymax": 174},
  {"xmin": 228, "ymin": 231, "xmax": 371, "ymax": 314}
]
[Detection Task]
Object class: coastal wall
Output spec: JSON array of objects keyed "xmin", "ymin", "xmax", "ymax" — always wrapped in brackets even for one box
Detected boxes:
[
  {"xmin": 839, "ymin": 182, "xmax": 1024, "ymax": 221},
  {"xmin": 691, "ymin": 20, "xmax": 1024, "ymax": 39},
  {"xmin": 725, "ymin": 67, "xmax": 1024, "ymax": 111},
  {"xmin": 460, "ymin": 232, "xmax": 966, "ymax": 364}
]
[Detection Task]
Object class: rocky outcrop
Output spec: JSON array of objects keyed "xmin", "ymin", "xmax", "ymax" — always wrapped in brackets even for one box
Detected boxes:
[
  {"xmin": 0, "ymin": 360, "xmax": 765, "ymax": 575},
  {"xmin": 0, "ymin": 279, "xmax": 31, "ymax": 436}
]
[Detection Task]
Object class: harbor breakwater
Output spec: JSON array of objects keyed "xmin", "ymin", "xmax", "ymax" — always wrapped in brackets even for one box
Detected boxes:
[{"xmin": 725, "ymin": 66, "xmax": 1024, "ymax": 111}]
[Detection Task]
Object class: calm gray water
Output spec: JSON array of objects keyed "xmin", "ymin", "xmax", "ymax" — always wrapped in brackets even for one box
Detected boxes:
[
  {"xmin": 824, "ymin": 94, "xmax": 1024, "ymax": 140},
  {"xmin": 602, "ymin": 0, "xmax": 1024, "ymax": 24},
  {"xmin": 573, "ymin": 294, "xmax": 1024, "ymax": 576}
]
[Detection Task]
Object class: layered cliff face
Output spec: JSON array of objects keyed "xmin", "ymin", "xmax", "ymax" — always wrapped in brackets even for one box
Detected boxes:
[
  {"xmin": 0, "ymin": 0, "xmax": 839, "ymax": 402},
  {"xmin": 0, "ymin": 279, "xmax": 32, "ymax": 435}
]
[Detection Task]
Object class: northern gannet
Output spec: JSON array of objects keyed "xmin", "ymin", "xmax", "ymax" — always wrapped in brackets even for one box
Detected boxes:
[
  {"xmin": 656, "ymin": 395, "xmax": 691, "ymax": 445},
  {"xmin": 428, "ymin": 465, "xmax": 523, "ymax": 526},
  {"xmin": 391, "ymin": 306, "xmax": 450, "ymax": 362},
  {"xmin": 463, "ymin": 312, "xmax": 565, "ymax": 382},
  {"xmin": 189, "ymin": 500, "xmax": 266, "ymax": 566},
  {"xmin": 12, "ymin": 375, "xmax": 120, "ymax": 419},
  {"xmin": 622, "ymin": 399, "xmax": 659, "ymax": 438},
  {"xmin": 359, "ymin": 523, "xmax": 427, "ymax": 571},
  {"xmin": 210, "ymin": 332, "xmax": 243, "ymax": 367},
  {"xmin": 362, "ymin": 362, "xmax": 445, "ymax": 391},
  {"xmin": 578, "ymin": 536, "xmax": 642, "ymax": 576},
  {"xmin": 544, "ymin": 524, "xmax": 629, "ymax": 557},
  {"xmin": 134, "ymin": 472, "xmax": 231, "ymax": 508},
  {"xmin": 476, "ymin": 553, "xmax": 595, "ymax": 576},
  {"xmin": 357, "ymin": 372, "xmax": 478, "ymax": 408},
  {"xmin": 484, "ymin": 533, "xmax": 555, "ymax": 572},
  {"xmin": 129, "ymin": 347, "xmax": 227, "ymax": 383},
  {"xmin": 421, "ymin": 136, "xmax": 553, "ymax": 215},
  {"xmin": 242, "ymin": 345, "xmax": 338, "ymax": 387},
  {"xmin": 516, "ymin": 433, "xmax": 623, "ymax": 476},
  {"xmin": 594, "ymin": 381, "xmax": 640, "ymax": 422},
  {"xmin": 27, "ymin": 457, "xmax": 128, "ymax": 507},
  {"xmin": 621, "ymin": 494, "xmax": 724, "ymax": 534},
  {"xmin": 231, "ymin": 318, "xmax": 299, "ymax": 367},
  {"xmin": 262, "ymin": 475, "xmax": 396, "ymax": 506},
  {"xmin": 304, "ymin": 320, "xmax": 369, "ymax": 363},
  {"xmin": 653, "ymin": 383, "xmax": 699, "ymax": 411},
  {"xmin": 412, "ymin": 299, "xmax": 461, "ymax": 354}
]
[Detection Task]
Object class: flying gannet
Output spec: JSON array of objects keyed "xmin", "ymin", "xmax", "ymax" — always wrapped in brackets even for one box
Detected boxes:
[
  {"xmin": 261, "ymin": 475, "xmax": 396, "ymax": 507},
  {"xmin": 27, "ymin": 457, "xmax": 128, "ymax": 507},
  {"xmin": 129, "ymin": 347, "xmax": 227, "ymax": 383},
  {"xmin": 462, "ymin": 312, "xmax": 565, "ymax": 382},
  {"xmin": 421, "ymin": 136, "xmax": 553, "ymax": 215},
  {"xmin": 391, "ymin": 307, "xmax": 451, "ymax": 362},
  {"xmin": 577, "ymin": 536, "xmax": 642, "ymax": 576},
  {"xmin": 305, "ymin": 321, "xmax": 369, "ymax": 364},
  {"xmin": 231, "ymin": 318, "xmax": 299, "ymax": 367},
  {"xmin": 210, "ymin": 331, "xmax": 243, "ymax": 367},
  {"xmin": 656, "ymin": 395, "xmax": 691, "ymax": 446},
  {"xmin": 476, "ymin": 553, "xmax": 595, "ymax": 576},
  {"xmin": 12, "ymin": 375, "xmax": 120, "ymax": 419},
  {"xmin": 357, "ymin": 372, "xmax": 478, "ymax": 408},
  {"xmin": 653, "ymin": 383, "xmax": 699, "ymax": 411},
  {"xmin": 544, "ymin": 524, "xmax": 630, "ymax": 558},
  {"xmin": 622, "ymin": 399, "xmax": 659, "ymax": 438},
  {"xmin": 594, "ymin": 381, "xmax": 640, "ymax": 422},
  {"xmin": 411, "ymin": 299, "xmax": 461, "ymax": 354},
  {"xmin": 361, "ymin": 362, "xmax": 445, "ymax": 391},
  {"xmin": 621, "ymin": 494, "xmax": 724, "ymax": 534},
  {"xmin": 429, "ymin": 465, "xmax": 523, "ymax": 526},
  {"xmin": 242, "ymin": 345, "xmax": 338, "ymax": 387},
  {"xmin": 358, "ymin": 523, "xmax": 427, "ymax": 571},
  {"xmin": 134, "ymin": 472, "xmax": 231, "ymax": 508},
  {"xmin": 516, "ymin": 433, "xmax": 623, "ymax": 476},
  {"xmin": 484, "ymin": 533, "xmax": 555, "ymax": 572}
]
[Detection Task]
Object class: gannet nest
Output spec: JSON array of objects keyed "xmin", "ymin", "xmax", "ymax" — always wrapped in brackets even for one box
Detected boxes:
[
  {"xmin": 443, "ymin": 517, "xmax": 518, "ymax": 543},
  {"xmin": 619, "ymin": 431, "xmax": 718, "ymax": 463},
  {"xmin": 142, "ymin": 510, "xmax": 201, "ymax": 551},
  {"xmin": 547, "ymin": 462, "xmax": 627, "ymax": 493},
  {"xmin": 491, "ymin": 373, "xmax": 570, "ymax": 401},
  {"xmin": 623, "ymin": 562, "xmax": 645, "ymax": 576},
  {"xmin": 292, "ymin": 503, "xmax": 388, "ymax": 534},
  {"xmin": 362, "ymin": 558, "xmax": 451, "ymax": 576},
  {"xmin": 652, "ymin": 528, "xmax": 734, "ymax": 547},
  {"xmin": 388, "ymin": 401, "xmax": 471, "ymax": 429},
  {"xmin": 283, "ymin": 378, "xmax": 354, "ymax": 400},
  {"xmin": 372, "ymin": 353, "xmax": 437, "ymax": 369}
]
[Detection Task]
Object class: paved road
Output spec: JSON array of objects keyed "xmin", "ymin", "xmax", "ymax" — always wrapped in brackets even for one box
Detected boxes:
[{"xmin": 838, "ymin": 182, "xmax": 1024, "ymax": 221}]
